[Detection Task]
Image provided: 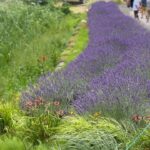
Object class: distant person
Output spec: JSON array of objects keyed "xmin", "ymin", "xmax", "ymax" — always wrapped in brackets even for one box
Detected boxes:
[
  {"xmin": 139, "ymin": 0, "xmax": 147, "ymax": 19},
  {"xmin": 146, "ymin": 0, "xmax": 150, "ymax": 22},
  {"xmin": 126, "ymin": 0, "xmax": 134, "ymax": 8},
  {"xmin": 131, "ymin": 0, "xmax": 134, "ymax": 7},
  {"xmin": 133, "ymin": 0, "xmax": 141, "ymax": 19},
  {"xmin": 141, "ymin": 0, "xmax": 147, "ymax": 7}
]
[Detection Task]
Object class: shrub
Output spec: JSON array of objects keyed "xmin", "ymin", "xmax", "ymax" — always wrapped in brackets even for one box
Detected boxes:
[
  {"xmin": 0, "ymin": 102, "xmax": 17, "ymax": 133},
  {"xmin": 61, "ymin": 2, "xmax": 71, "ymax": 15},
  {"xmin": 12, "ymin": 113, "xmax": 61, "ymax": 144}
]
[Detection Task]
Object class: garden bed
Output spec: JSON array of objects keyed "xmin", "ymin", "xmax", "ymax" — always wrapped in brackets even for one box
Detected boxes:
[{"xmin": 0, "ymin": 1, "xmax": 150, "ymax": 150}]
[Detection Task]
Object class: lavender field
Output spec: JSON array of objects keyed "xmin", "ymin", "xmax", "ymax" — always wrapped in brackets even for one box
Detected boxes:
[
  {"xmin": 22, "ymin": 2, "xmax": 150, "ymax": 118},
  {"xmin": 0, "ymin": 1, "xmax": 150, "ymax": 150}
]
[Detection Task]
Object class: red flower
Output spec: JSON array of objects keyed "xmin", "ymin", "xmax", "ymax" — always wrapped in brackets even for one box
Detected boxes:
[
  {"xmin": 144, "ymin": 116, "xmax": 150, "ymax": 120},
  {"xmin": 32, "ymin": 97, "xmax": 45, "ymax": 108},
  {"xmin": 131, "ymin": 114, "xmax": 143, "ymax": 122}
]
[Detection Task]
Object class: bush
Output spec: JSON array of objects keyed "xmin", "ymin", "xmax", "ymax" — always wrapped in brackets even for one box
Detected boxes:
[
  {"xmin": 12, "ymin": 113, "xmax": 61, "ymax": 144},
  {"xmin": 61, "ymin": 2, "xmax": 71, "ymax": 15},
  {"xmin": 0, "ymin": 102, "xmax": 17, "ymax": 133}
]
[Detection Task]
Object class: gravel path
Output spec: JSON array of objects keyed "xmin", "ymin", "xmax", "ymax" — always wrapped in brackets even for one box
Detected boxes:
[
  {"xmin": 119, "ymin": 4, "xmax": 150, "ymax": 31},
  {"xmin": 70, "ymin": 0, "xmax": 150, "ymax": 31}
]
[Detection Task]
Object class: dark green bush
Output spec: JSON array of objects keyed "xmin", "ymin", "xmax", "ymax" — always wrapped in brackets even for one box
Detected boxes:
[{"xmin": 61, "ymin": 2, "xmax": 71, "ymax": 14}]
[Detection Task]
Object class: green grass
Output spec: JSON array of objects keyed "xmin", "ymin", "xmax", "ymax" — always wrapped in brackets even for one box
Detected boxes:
[
  {"xmin": 57, "ymin": 13, "xmax": 88, "ymax": 69},
  {"xmin": 0, "ymin": 101, "xmax": 149, "ymax": 150},
  {"xmin": 0, "ymin": 1, "xmax": 84, "ymax": 100},
  {"xmin": 64, "ymin": 23, "xmax": 88, "ymax": 63}
]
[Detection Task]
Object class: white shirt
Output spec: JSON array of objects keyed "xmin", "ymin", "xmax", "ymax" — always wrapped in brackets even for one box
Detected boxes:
[
  {"xmin": 147, "ymin": 0, "xmax": 150, "ymax": 8},
  {"xmin": 133, "ymin": 0, "xmax": 141, "ymax": 11}
]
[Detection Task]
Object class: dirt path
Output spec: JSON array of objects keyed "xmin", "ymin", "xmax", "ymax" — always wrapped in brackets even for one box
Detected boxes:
[
  {"xmin": 69, "ymin": 0, "xmax": 100, "ymax": 13},
  {"xmin": 70, "ymin": 0, "xmax": 150, "ymax": 30},
  {"xmin": 119, "ymin": 4, "xmax": 150, "ymax": 31},
  {"xmin": 70, "ymin": 5, "xmax": 88, "ymax": 13}
]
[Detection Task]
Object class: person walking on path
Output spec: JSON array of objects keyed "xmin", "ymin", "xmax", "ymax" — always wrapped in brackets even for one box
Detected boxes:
[
  {"xmin": 140, "ymin": 0, "xmax": 147, "ymax": 19},
  {"xmin": 126, "ymin": 0, "xmax": 134, "ymax": 8},
  {"xmin": 146, "ymin": 0, "xmax": 150, "ymax": 22},
  {"xmin": 141, "ymin": 0, "xmax": 147, "ymax": 6},
  {"xmin": 133, "ymin": 0, "xmax": 141, "ymax": 19},
  {"xmin": 131, "ymin": 0, "xmax": 134, "ymax": 7}
]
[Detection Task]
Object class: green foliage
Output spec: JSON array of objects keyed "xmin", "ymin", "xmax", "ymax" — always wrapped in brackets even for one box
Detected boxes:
[
  {"xmin": 92, "ymin": 117, "xmax": 127, "ymax": 142},
  {"xmin": 34, "ymin": 144, "xmax": 49, "ymax": 150},
  {"xmin": 0, "ymin": 102, "xmax": 18, "ymax": 133},
  {"xmin": 60, "ymin": 14, "xmax": 88, "ymax": 68},
  {"xmin": 57, "ymin": 116, "xmax": 92, "ymax": 134},
  {"xmin": 54, "ymin": 116, "xmax": 128, "ymax": 149},
  {"xmin": 126, "ymin": 123, "xmax": 150, "ymax": 150},
  {"xmin": 0, "ymin": 107, "xmax": 149, "ymax": 150},
  {"xmin": 61, "ymin": 2, "xmax": 71, "ymax": 15},
  {"xmin": 53, "ymin": 129, "xmax": 118, "ymax": 150},
  {"xmin": 0, "ymin": 1, "xmax": 81, "ymax": 99},
  {"xmin": 13, "ymin": 113, "xmax": 61, "ymax": 144},
  {"xmin": 1, "ymin": 1, "xmax": 149, "ymax": 150},
  {"xmin": 113, "ymin": 0, "xmax": 123, "ymax": 4},
  {"xmin": 137, "ymin": 128, "xmax": 150, "ymax": 149},
  {"xmin": 0, "ymin": 137, "xmax": 26, "ymax": 150}
]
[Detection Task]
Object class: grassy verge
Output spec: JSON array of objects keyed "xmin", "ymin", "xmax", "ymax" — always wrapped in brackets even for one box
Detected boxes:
[
  {"xmin": 0, "ymin": 1, "xmax": 84, "ymax": 100},
  {"xmin": 56, "ymin": 13, "xmax": 88, "ymax": 70}
]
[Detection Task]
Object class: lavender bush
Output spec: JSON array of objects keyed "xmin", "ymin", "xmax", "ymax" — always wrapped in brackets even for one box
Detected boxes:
[{"xmin": 21, "ymin": 2, "xmax": 150, "ymax": 119}]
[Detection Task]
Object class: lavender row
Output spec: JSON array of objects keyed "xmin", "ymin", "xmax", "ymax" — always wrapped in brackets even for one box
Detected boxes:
[
  {"xmin": 73, "ymin": 2, "xmax": 150, "ymax": 117},
  {"xmin": 21, "ymin": 2, "xmax": 150, "ymax": 117}
]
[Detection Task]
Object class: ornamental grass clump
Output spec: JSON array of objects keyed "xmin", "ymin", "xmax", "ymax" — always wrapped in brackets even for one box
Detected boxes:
[{"xmin": 53, "ymin": 129, "xmax": 118, "ymax": 150}]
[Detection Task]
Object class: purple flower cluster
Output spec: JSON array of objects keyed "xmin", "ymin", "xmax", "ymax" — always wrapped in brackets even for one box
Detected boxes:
[
  {"xmin": 73, "ymin": 2, "xmax": 150, "ymax": 116},
  {"xmin": 21, "ymin": 2, "xmax": 150, "ymax": 117}
]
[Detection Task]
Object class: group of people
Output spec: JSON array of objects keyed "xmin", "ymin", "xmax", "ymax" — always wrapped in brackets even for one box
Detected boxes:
[{"xmin": 126, "ymin": 0, "xmax": 150, "ymax": 22}]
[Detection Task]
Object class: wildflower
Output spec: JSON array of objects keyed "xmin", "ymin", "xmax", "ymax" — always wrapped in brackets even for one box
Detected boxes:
[
  {"xmin": 93, "ymin": 112, "xmax": 101, "ymax": 117},
  {"xmin": 15, "ymin": 93, "xmax": 20, "ymax": 101},
  {"xmin": 131, "ymin": 114, "xmax": 143, "ymax": 122},
  {"xmin": 143, "ymin": 116, "xmax": 150, "ymax": 123},
  {"xmin": 53, "ymin": 101, "xmax": 60, "ymax": 106},
  {"xmin": 70, "ymin": 111, "xmax": 75, "ymax": 115},
  {"xmin": 25, "ymin": 101, "xmax": 33, "ymax": 108},
  {"xmin": 38, "ymin": 97, "xmax": 45, "ymax": 104},
  {"xmin": 34, "ymin": 99, "xmax": 41, "ymax": 105},
  {"xmin": 56, "ymin": 110, "xmax": 64, "ymax": 117},
  {"xmin": 47, "ymin": 102, "xmax": 51, "ymax": 106},
  {"xmin": 145, "ymin": 116, "xmax": 150, "ymax": 120},
  {"xmin": 45, "ymin": 109, "xmax": 50, "ymax": 114},
  {"xmin": 38, "ymin": 55, "xmax": 48, "ymax": 63}
]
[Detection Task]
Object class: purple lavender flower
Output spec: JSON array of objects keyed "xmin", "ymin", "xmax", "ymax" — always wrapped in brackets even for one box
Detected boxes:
[{"xmin": 21, "ymin": 2, "xmax": 150, "ymax": 118}]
